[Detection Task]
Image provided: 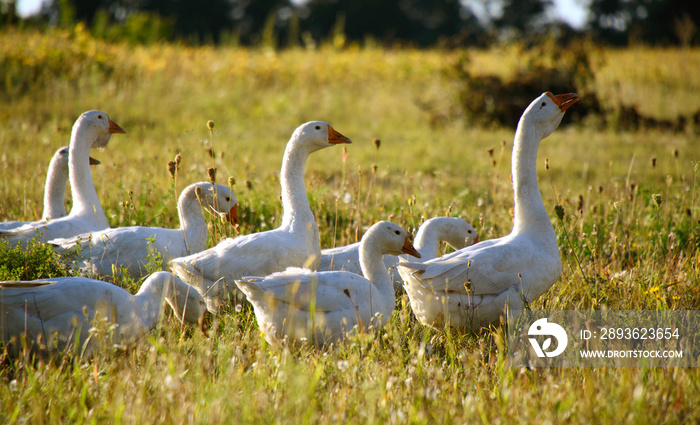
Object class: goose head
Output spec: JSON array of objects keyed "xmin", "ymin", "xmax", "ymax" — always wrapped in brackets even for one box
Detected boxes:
[
  {"xmin": 289, "ymin": 121, "xmax": 352, "ymax": 154},
  {"xmin": 149, "ymin": 271, "xmax": 209, "ymax": 335},
  {"xmin": 73, "ymin": 110, "xmax": 126, "ymax": 149},
  {"xmin": 366, "ymin": 221, "xmax": 421, "ymax": 258},
  {"xmin": 446, "ymin": 220, "xmax": 479, "ymax": 248},
  {"xmin": 522, "ymin": 92, "xmax": 579, "ymax": 139},
  {"xmin": 196, "ymin": 183, "xmax": 239, "ymax": 226}
]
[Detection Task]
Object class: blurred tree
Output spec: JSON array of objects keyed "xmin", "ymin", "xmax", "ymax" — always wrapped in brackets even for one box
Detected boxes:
[
  {"xmin": 229, "ymin": 0, "xmax": 291, "ymax": 46},
  {"xmin": 493, "ymin": 0, "xmax": 554, "ymax": 36},
  {"xmin": 588, "ymin": 0, "xmax": 700, "ymax": 45},
  {"xmin": 1, "ymin": 0, "xmax": 18, "ymax": 27},
  {"xmin": 299, "ymin": 0, "xmax": 484, "ymax": 47}
]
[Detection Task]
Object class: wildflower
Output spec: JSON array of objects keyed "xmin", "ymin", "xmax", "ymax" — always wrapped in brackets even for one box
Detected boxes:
[
  {"xmin": 651, "ymin": 193, "xmax": 662, "ymax": 208},
  {"xmin": 228, "ymin": 176, "xmax": 236, "ymax": 188}
]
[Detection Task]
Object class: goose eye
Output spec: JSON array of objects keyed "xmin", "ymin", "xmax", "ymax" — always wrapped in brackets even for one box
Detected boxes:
[
  {"xmin": 394, "ymin": 230, "xmax": 400, "ymax": 235},
  {"xmin": 225, "ymin": 197, "xmax": 230, "ymax": 202},
  {"xmin": 468, "ymin": 230, "xmax": 473, "ymax": 233},
  {"xmin": 540, "ymin": 102, "xmax": 547, "ymax": 108},
  {"xmin": 315, "ymin": 125, "xmax": 321, "ymax": 130},
  {"xmin": 98, "ymin": 115, "xmax": 103, "ymax": 119}
]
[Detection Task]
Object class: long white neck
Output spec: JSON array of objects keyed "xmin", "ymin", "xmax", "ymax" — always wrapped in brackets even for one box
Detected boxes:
[
  {"xmin": 68, "ymin": 128, "xmax": 107, "ymax": 228},
  {"xmin": 177, "ymin": 184, "xmax": 208, "ymax": 254},
  {"xmin": 279, "ymin": 143, "xmax": 317, "ymax": 234},
  {"xmin": 359, "ymin": 240, "xmax": 395, "ymax": 302},
  {"xmin": 132, "ymin": 278, "xmax": 166, "ymax": 332},
  {"xmin": 413, "ymin": 224, "xmax": 442, "ymax": 261},
  {"xmin": 42, "ymin": 156, "xmax": 68, "ymax": 220},
  {"xmin": 511, "ymin": 121, "xmax": 551, "ymax": 235},
  {"xmin": 136, "ymin": 272, "xmax": 203, "ymax": 326}
]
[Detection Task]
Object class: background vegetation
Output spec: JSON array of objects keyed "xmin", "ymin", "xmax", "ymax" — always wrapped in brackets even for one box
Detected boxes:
[
  {"xmin": 3, "ymin": 0, "xmax": 700, "ymax": 48},
  {"xmin": 0, "ymin": 26, "xmax": 699, "ymax": 423}
]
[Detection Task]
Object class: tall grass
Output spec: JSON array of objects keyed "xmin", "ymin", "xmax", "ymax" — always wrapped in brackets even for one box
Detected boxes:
[{"xmin": 0, "ymin": 28, "xmax": 699, "ymax": 423}]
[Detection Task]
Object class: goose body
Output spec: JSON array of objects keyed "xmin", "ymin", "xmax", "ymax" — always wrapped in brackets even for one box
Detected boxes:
[
  {"xmin": 170, "ymin": 121, "xmax": 351, "ymax": 312},
  {"xmin": 319, "ymin": 217, "xmax": 478, "ymax": 292},
  {"xmin": 0, "ymin": 147, "xmax": 99, "ymax": 231},
  {"xmin": 0, "ymin": 111, "xmax": 125, "ymax": 246},
  {"xmin": 398, "ymin": 92, "xmax": 578, "ymax": 330},
  {"xmin": 0, "ymin": 271, "xmax": 207, "ymax": 358},
  {"xmin": 49, "ymin": 182, "xmax": 238, "ymax": 280},
  {"xmin": 235, "ymin": 221, "xmax": 421, "ymax": 346}
]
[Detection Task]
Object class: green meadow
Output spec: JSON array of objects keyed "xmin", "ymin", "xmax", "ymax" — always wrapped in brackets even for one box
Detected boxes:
[{"xmin": 0, "ymin": 27, "xmax": 699, "ymax": 423}]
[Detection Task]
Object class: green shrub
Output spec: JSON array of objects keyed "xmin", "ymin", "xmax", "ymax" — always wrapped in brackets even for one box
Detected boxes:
[{"xmin": 0, "ymin": 238, "xmax": 76, "ymax": 280}]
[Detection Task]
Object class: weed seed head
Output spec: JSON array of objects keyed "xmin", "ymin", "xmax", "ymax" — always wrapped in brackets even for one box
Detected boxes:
[
  {"xmin": 207, "ymin": 120, "xmax": 215, "ymax": 130},
  {"xmin": 554, "ymin": 204, "xmax": 565, "ymax": 220},
  {"xmin": 372, "ymin": 138, "xmax": 381, "ymax": 150},
  {"xmin": 167, "ymin": 160, "xmax": 177, "ymax": 179},
  {"xmin": 208, "ymin": 167, "xmax": 217, "ymax": 183},
  {"xmin": 652, "ymin": 193, "xmax": 662, "ymax": 208},
  {"xmin": 228, "ymin": 176, "xmax": 236, "ymax": 188}
]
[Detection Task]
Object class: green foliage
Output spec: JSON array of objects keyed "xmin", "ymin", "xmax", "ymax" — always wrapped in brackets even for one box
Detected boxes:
[
  {"xmin": 0, "ymin": 26, "xmax": 137, "ymax": 100},
  {"xmin": 0, "ymin": 238, "xmax": 76, "ymax": 280},
  {"xmin": 451, "ymin": 38, "xmax": 601, "ymax": 128}
]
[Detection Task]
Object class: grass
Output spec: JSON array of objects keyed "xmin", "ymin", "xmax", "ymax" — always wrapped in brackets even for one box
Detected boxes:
[{"xmin": 0, "ymin": 28, "xmax": 699, "ymax": 423}]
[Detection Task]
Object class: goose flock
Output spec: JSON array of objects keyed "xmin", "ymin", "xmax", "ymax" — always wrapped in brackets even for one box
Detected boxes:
[{"xmin": 0, "ymin": 91, "xmax": 578, "ymax": 357}]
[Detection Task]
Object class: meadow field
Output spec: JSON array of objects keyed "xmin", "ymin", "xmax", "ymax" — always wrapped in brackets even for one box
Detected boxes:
[{"xmin": 0, "ymin": 27, "xmax": 699, "ymax": 423}]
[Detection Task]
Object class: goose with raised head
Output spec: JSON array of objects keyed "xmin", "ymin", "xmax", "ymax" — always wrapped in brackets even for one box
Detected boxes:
[
  {"xmin": 0, "ymin": 271, "xmax": 207, "ymax": 358},
  {"xmin": 235, "ymin": 221, "xmax": 421, "ymax": 346},
  {"xmin": 0, "ymin": 111, "xmax": 125, "ymax": 246},
  {"xmin": 0, "ymin": 147, "xmax": 100, "ymax": 231},
  {"xmin": 319, "ymin": 217, "xmax": 478, "ymax": 292},
  {"xmin": 170, "ymin": 121, "xmax": 351, "ymax": 312},
  {"xmin": 398, "ymin": 92, "xmax": 579, "ymax": 330},
  {"xmin": 49, "ymin": 182, "xmax": 238, "ymax": 280}
]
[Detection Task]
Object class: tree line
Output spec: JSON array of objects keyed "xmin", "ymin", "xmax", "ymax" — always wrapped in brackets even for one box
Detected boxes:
[{"xmin": 3, "ymin": 0, "xmax": 699, "ymax": 47}]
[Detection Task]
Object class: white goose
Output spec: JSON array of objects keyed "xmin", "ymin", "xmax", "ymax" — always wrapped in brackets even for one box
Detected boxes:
[
  {"xmin": 0, "ymin": 147, "xmax": 100, "ymax": 231},
  {"xmin": 398, "ymin": 92, "xmax": 579, "ymax": 331},
  {"xmin": 49, "ymin": 182, "xmax": 238, "ymax": 280},
  {"xmin": 0, "ymin": 271, "xmax": 207, "ymax": 358},
  {"xmin": 0, "ymin": 111, "xmax": 125, "ymax": 246},
  {"xmin": 235, "ymin": 221, "xmax": 421, "ymax": 346},
  {"xmin": 170, "ymin": 121, "xmax": 351, "ymax": 312},
  {"xmin": 319, "ymin": 217, "xmax": 478, "ymax": 292}
]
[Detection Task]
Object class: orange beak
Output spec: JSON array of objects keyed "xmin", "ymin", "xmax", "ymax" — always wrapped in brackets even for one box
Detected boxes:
[
  {"xmin": 227, "ymin": 204, "xmax": 239, "ymax": 226},
  {"xmin": 108, "ymin": 119, "xmax": 126, "ymax": 134},
  {"xmin": 328, "ymin": 125, "xmax": 352, "ymax": 144},
  {"xmin": 472, "ymin": 234, "xmax": 480, "ymax": 245},
  {"xmin": 401, "ymin": 236, "xmax": 421, "ymax": 258},
  {"xmin": 546, "ymin": 92, "xmax": 579, "ymax": 112}
]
